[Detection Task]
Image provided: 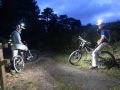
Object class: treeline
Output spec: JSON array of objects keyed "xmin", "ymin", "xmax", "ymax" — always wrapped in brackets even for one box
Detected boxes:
[{"xmin": 0, "ymin": 0, "xmax": 120, "ymax": 52}]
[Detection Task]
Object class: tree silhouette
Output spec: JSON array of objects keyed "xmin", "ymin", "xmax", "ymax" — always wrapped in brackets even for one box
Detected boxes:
[
  {"xmin": 1, "ymin": 1, "xmax": 120, "ymax": 51},
  {"xmin": 40, "ymin": 7, "xmax": 56, "ymax": 32},
  {"xmin": 0, "ymin": 0, "xmax": 2, "ymax": 7},
  {"xmin": 0, "ymin": 0, "xmax": 40, "ymax": 44},
  {"xmin": 106, "ymin": 21, "xmax": 120, "ymax": 43}
]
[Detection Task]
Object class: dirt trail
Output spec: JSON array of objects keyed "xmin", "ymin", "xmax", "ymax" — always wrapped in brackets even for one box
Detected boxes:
[{"xmin": 6, "ymin": 53, "xmax": 120, "ymax": 90}]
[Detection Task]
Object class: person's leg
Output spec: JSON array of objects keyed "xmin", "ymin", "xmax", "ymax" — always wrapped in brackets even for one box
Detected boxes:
[
  {"xmin": 13, "ymin": 50, "xmax": 18, "ymax": 57},
  {"xmin": 92, "ymin": 43, "xmax": 107, "ymax": 67},
  {"xmin": 20, "ymin": 45, "xmax": 33, "ymax": 60},
  {"xmin": 10, "ymin": 49, "xmax": 18, "ymax": 70},
  {"xmin": 15, "ymin": 44, "xmax": 33, "ymax": 60},
  {"xmin": 15, "ymin": 44, "xmax": 28, "ymax": 51},
  {"xmin": 25, "ymin": 50, "xmax": 33, "ymax": 60}
]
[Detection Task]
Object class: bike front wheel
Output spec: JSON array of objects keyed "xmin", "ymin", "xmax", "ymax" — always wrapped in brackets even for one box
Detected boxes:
[
  {"xmin": 13, "ymin": 55, "xmax": 24, "ymax": 73},
  {"xmin": 98, "ymin": 51, "xmax": 116, "ymax": 69},
  {"xmin": 69, "ymin": 50, "xmax": 82, "ymax": 65}
]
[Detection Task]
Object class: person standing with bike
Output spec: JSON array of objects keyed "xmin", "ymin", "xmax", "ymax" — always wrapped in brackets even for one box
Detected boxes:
[
  {"xmin": 10, "ymin": 22, "xmax": 28, "ymax": 72},
  {"xmin": 91, "ymin": 19, "xmax": 110, "ymax": 69}
]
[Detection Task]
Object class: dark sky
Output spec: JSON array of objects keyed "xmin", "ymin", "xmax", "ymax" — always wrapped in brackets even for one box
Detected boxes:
[{"xmin": 37, "ymin": 0, "xmax": 120, "ymax": 25}]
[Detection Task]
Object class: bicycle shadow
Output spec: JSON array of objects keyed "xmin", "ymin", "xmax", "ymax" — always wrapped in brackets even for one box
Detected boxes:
[
  {"xmin": 99, "ymin": 58, "xmax": 120, "ymax": 69},
  {"xmin": 114, "ymin": 58, "xmax": 120, "ymax": 68}
]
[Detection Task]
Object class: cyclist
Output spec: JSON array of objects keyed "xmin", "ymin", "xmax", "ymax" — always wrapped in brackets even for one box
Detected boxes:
[
  {"xmin": 91, "ymin": 19, "xmax": 110, "ymax": 69},
  {"xmin": 10, "ymin": 22, "xmax": 30, "ymax": 71}
]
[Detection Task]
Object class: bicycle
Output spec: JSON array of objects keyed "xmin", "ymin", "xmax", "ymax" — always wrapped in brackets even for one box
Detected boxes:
[
  {"xmin": 69, "ymin": 36, "xmax": 116, "ymax": 69},
  {"xmin": 11, "ymin": 43, "xmax": 39, "ymax": 73}
]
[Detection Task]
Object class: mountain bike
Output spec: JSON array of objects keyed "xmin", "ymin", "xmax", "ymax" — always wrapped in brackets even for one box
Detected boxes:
[
  {"xmin": 11, "ymin": 43, "xmax": 39, "ymax": 73},
  {"xmin": 69, "ymin": 36, "xmax": 116, "ymax": 69}
]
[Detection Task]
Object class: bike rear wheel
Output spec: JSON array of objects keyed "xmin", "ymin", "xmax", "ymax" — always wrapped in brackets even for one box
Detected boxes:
[
  {"xmin": 69, "ymin": 50, "xmax": 82, "ymax": 65},
  {"xmin": 98, "ymin": 51, "xmax": 115, "ymax": 69},
  {"xmin": 13, "ymin": 55, "xmax": 24, "ymax": 73}
]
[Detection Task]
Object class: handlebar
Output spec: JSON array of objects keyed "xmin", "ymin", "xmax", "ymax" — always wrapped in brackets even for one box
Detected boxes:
[{"xmin": 78, "ymin": 36, "xmax": 91, "ymax": 45}]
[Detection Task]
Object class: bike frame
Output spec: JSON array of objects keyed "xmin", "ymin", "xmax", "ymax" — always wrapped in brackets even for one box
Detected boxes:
[
  {"xmin": 69, "ymin": 36, "xmax": 116, "ymax": 68},
  {"xmin": 78, "ymin": 36, "xmax": 93, "ymax": 54}
]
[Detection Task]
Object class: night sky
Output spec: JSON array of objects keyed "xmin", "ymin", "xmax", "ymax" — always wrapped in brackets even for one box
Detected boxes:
[{"xmin": 37, "ymin": 0, "xmax": 120, "ymax": 25}]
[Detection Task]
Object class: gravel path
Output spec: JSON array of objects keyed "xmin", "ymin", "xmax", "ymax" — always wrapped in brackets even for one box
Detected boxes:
[{"xmin": 6, "ymin": 53, "xmax": 120, "ymax": 90}]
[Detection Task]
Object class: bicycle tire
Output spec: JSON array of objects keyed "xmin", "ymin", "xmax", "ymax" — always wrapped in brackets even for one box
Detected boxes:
[
  {"xmin": 69, "ymin": 50, "xmax": 82, "ymax": 65},
  {"xmin": 98, "ymin": 51, "xmax": 115, "ymax": 69},
  {"xmin": 13, "ymin": 55, "xmax": 24, "ymax": 73}
]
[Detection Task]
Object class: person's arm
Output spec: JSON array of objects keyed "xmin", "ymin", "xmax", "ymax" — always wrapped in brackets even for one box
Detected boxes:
[
  {"xmin": 16, "ymin": 32, "xmax": 23, "ymax": 44},
  {"xmin": 18, "ymin": 36, "xmax": 23, "ymax": 44},
  {"xmin": 97, "ymin": 35, "xmax": 105, "ymax": 45},
  {"xmin": 19, "ymin": 39, "xmax": 23, "ymax": 44}
]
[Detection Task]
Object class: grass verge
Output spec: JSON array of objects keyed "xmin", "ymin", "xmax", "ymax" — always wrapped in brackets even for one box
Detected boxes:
[{"xmin": 53, "ymin": 52, "xmax": 120, "ymax": 78}]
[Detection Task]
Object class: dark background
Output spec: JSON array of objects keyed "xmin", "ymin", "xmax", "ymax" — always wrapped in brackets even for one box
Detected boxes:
[{"xmin": 0, "ymin": 0, "xmax": 120, "ymax": 53}]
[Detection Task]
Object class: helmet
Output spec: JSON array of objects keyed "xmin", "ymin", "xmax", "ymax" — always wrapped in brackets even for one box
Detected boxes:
[
  {"xmin": 96, "ymin": 19, "xmax": 103, "ymax": 25},
  {"xmin": 17, "ymin": 22, "xmax": 25, "ymax": 29}
]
